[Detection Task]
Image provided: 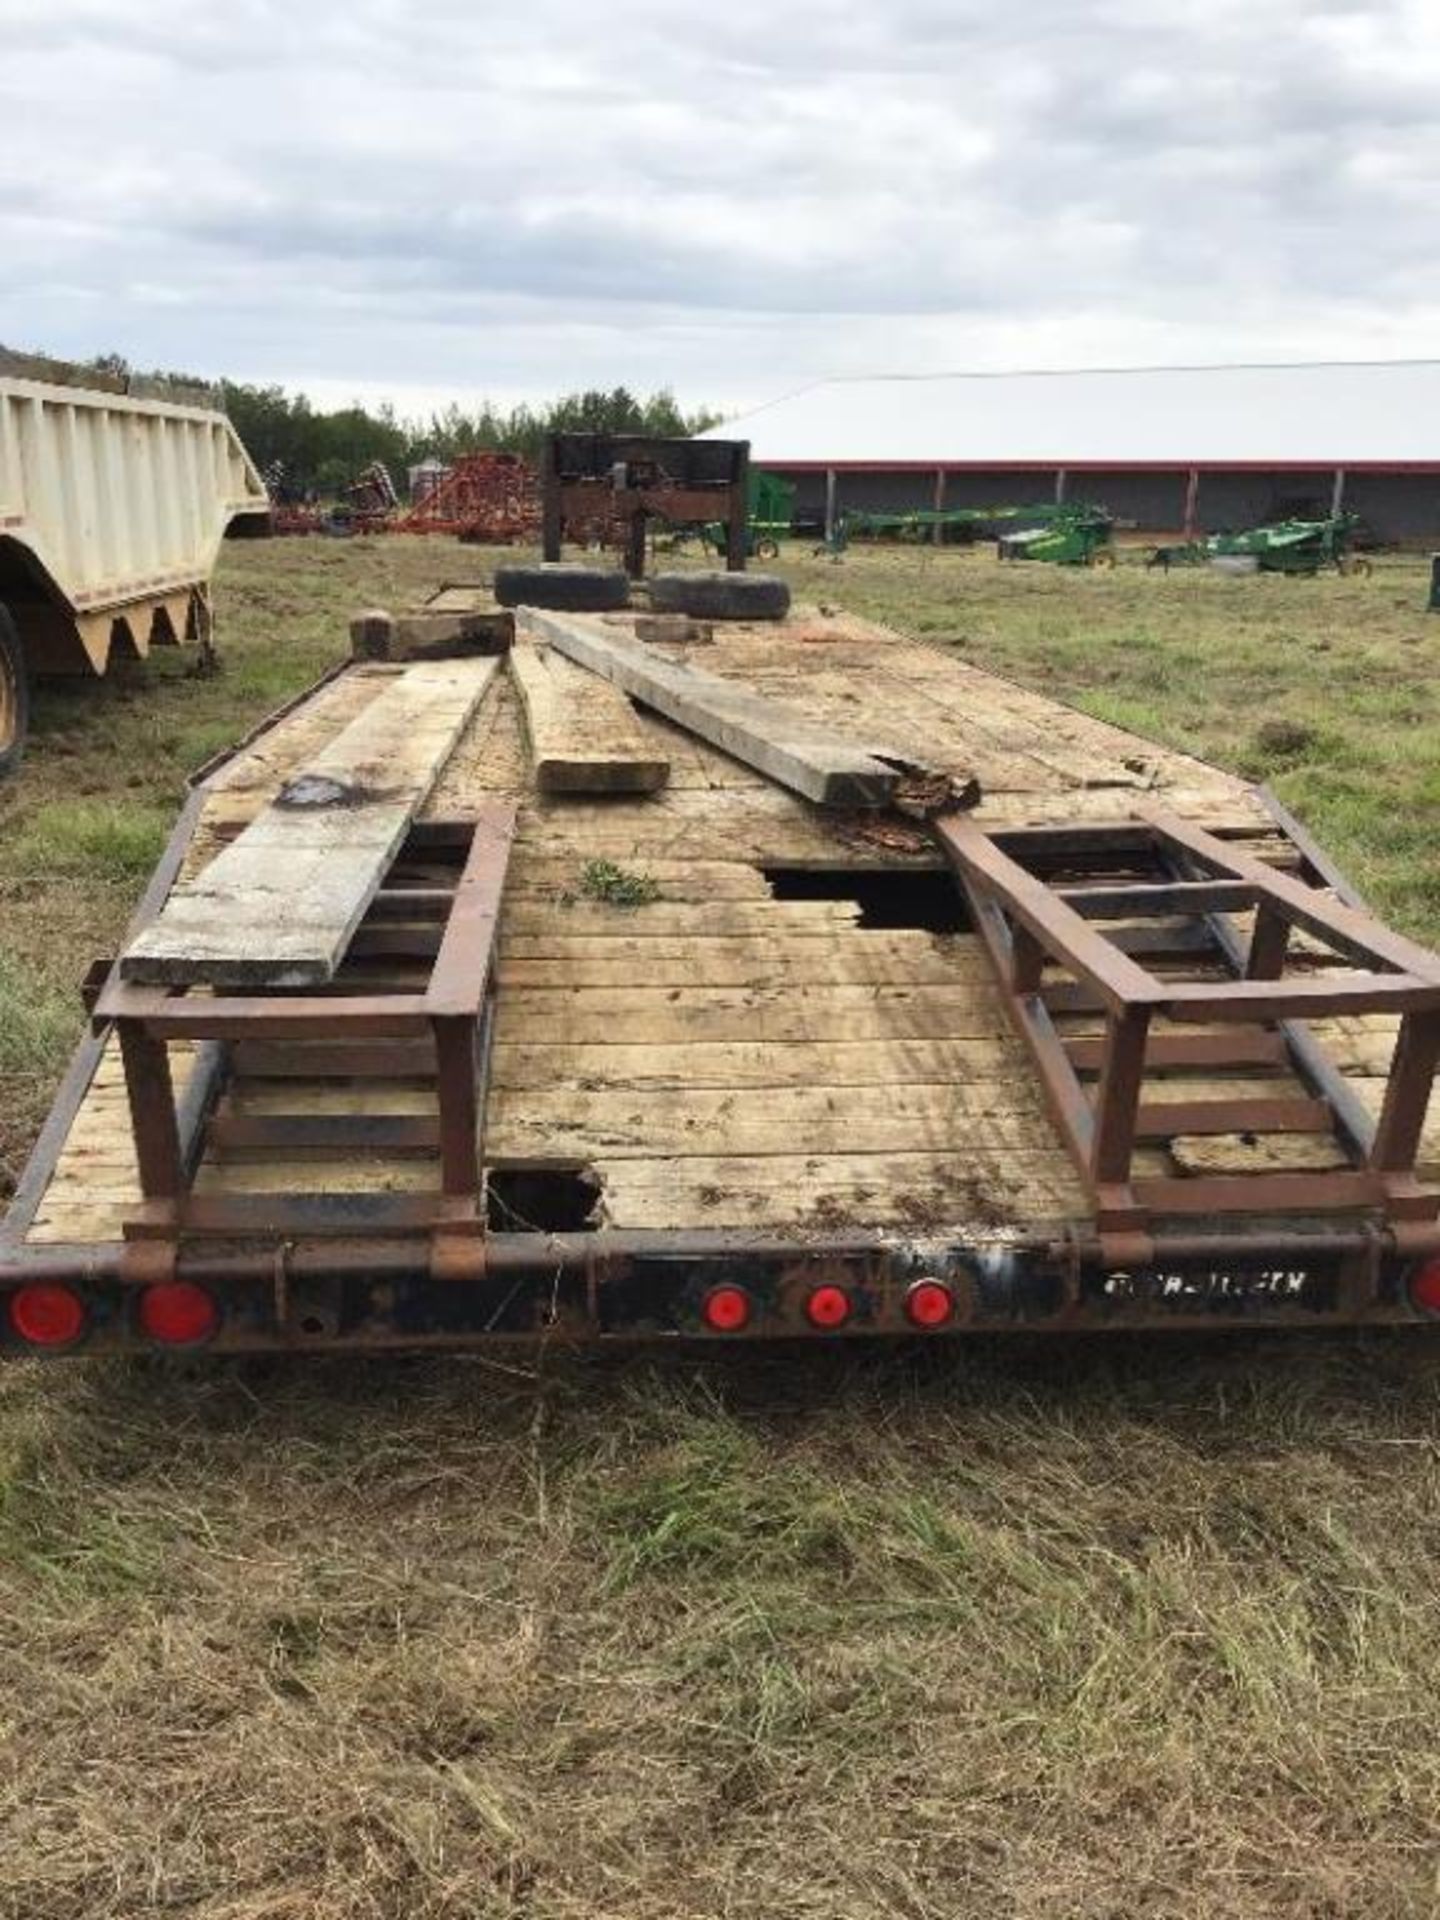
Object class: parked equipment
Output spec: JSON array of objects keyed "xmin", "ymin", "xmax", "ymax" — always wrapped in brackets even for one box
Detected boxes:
[
  {"xmin": 995, "ymin": 504, "xmax": 1116, "ymax": 568},
  {"xmin": 699, "ymin": 469, "xmax": 796, "ymax": 561},
  {"xmin": 827, "ymin": 501, "xmax": 1116, "ymax": 566},
  {"xmin": 0, "ymin": 348, "xmax": 269, "ymax": 775},
  {"xmin": 399, "ymin": 452, "xmax": 541, "ymax": 544},
  {"xmin": 1149, "ymin": 513, "xmax": 1374, "ymax": 577},
  {"xmin": 543, "ymin": 434, "xmax": 750, "ymax": 577}
]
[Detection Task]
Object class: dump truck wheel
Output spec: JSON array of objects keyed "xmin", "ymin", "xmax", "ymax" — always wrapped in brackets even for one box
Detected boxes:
[
  {"xmin": 0, "ymin": 605, "xmax": 29, "ymax": 780},
  {"xmin": 647, "ymin": 571, "xmax": 791, "ymax": 621},
  {"xmin": 755, "ymin": 537, "xmax": 780, "ymax": 561},
  {"xmin": 1091, "ymin": 548, "xmax": 1117, "ymax": 570},
  {"xmin": 493, "ymin": 563, "xmax": 630, "ymax": 612},
  {"xmin": 1340, "ymin": 555, "xmax": 1373, "ymax": 579}
]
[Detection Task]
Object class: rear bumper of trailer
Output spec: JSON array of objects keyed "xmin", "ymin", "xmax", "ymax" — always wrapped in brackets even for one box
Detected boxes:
[{"xmin": 2, "ymin": 1209, "xmax": 1438, "ymax": 1355}]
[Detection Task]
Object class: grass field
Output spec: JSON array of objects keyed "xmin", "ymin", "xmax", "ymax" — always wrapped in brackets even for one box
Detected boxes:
[{"xmin": 1, "ymin": 539, "xmax": 1439, "ymax": 1917}]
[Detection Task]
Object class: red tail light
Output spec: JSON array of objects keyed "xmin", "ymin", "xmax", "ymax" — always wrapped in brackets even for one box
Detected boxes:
[
  {"xmin": 1408, "ymin": 1257, "xmax": 1440, "ymax": 1316},
  {"xmin": 804, "ymin": 1284, "xmax": 852, "ymax": 1329},
  {"xmin": 139, "ymin": 1281, "xmax": 219, "ymax": 1346},
  {"xmin": 904, "ymin": 1279, "xmax": 956, "ymax": 1329},
  {"xmin": 9, "ymin": 1283, "xmax": 86, "ymax": 1348},
  {"xmin": 700, "ymin": 1284, "xmax": 752, "ymax": 1333}
]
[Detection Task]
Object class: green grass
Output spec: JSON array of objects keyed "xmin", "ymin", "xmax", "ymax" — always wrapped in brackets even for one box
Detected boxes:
[
  {"xmin": 0, "ymin": 537, "xmax": 1438, "ymax": 1917},
  {"xmin": 577, "ymin": 858, "xmax": 663, "ymax": 909}
]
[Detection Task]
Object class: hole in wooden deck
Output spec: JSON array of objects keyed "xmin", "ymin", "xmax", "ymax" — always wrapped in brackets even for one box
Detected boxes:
[
  {"xmin": 486, "ymin": 1165, "xmax": 599, "ymax": 1233},
  {"xmin": 761, "ymin": 866, "xmax": 970, "ymax": 934}
]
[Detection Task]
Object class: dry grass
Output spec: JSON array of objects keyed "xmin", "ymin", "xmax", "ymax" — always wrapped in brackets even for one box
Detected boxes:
[{"xmin": 1, "ymin": 535, "xmax": 1439, "ymax": 1915}]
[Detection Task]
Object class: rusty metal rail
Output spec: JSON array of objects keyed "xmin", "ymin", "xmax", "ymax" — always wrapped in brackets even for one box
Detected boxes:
[
  {"xmin": 91, "ymin": 803, "xmax": 517, "ymax": 1277},
  {"xmin": 936, "ymin": 808, "xmax": 1440, "ymax": 1259}
]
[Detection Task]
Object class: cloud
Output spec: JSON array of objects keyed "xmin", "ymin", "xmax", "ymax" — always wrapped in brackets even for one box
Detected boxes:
[{"xmin": 1, "ymin": 0, "xmax": 1439, "ymax": 409}]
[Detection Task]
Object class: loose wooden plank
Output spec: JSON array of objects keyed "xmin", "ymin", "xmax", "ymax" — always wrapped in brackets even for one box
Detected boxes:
[
  {"xmin": 351, "ymin": 606, "xmax": 513, "ymax": 661},
  {"xmin": 508, "ymin": 639, "xmax": 670, "ymax": 794},
  {"xmin": 519, "ymin": 607, "xmax": 917, "ymax": 807},
  {"xmin": 122, "ymin": 660, "xmax": 499, "ymax": 987}
]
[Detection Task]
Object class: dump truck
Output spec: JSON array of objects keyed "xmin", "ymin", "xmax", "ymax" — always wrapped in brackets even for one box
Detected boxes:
[
  {"xmin": 0, "ymin": 349, "xmax": 269, "ymax": 774},
  {"xmin": 3, "ymin": 571, "xmax": 1439, "ymax": 1354}
]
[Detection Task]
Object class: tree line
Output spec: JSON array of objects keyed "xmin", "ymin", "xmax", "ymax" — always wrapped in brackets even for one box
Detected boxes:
[
  {"xmin": 223, "ymin": 383, "xmax": 723, "ymax": 500},
  {"xmin": 71, "ymin": 355, "xmax": 722, "ymax": 500}
]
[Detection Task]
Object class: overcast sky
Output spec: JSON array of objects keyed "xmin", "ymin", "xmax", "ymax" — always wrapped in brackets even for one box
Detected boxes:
[{"xmin": 3, "ymin": 0, "xmax": 1439, "ymax": 422}]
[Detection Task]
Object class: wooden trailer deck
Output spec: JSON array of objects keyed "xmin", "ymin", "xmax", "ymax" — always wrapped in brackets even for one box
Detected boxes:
[{"xmin": 16, "ymin": 602, "xmax": 1440, "ymax": 1270}]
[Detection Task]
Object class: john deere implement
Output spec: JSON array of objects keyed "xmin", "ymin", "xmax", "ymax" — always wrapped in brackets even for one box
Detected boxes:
[{"xmin": 1149, "ymin": 512, "xmax": 1374, "ymax": 578}]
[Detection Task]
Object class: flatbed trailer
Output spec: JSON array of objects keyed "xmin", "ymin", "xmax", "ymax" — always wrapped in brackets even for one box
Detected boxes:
[{"xmin": 3, "ymin": 598, "xmax": 1439, "ymax": 1353}]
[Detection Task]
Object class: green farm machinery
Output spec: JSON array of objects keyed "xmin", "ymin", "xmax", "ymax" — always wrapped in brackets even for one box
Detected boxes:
[
  {"xmin": 995, "ymin": 503, "xmax": 1116, "ymax": 568},
  {"xmin": 697, "ymin": 469, "xmax": 795, "ymax": 560},
  {"xmin": 825, "ymin": 500, "xmax": 1116, "ymax": 567},
  {"xmin": 1148, "ymin": 512, "xmax": 1373, "ymax": 578}
]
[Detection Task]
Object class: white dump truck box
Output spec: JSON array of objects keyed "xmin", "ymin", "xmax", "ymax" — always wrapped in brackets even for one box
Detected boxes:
[{"xmin": 0, "ymin": 350, "xmax": 268, "ymax": 676}]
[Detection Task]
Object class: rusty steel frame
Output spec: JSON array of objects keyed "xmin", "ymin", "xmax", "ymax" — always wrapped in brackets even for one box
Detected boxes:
[
  {"xmin": 541, "ymin": 435, "xmax": 750, "ymax": 579},
  {"xmin": 89, "ymin": 801, "xmax": 517, "ymax": 1261},
  {"xmin": 935, "ymin": 807, "xmax": 1440, "ymax": 1256},
  {"xmin": 0, "ymin": 1217, "xmax": 1431, "ymax": 1349}
]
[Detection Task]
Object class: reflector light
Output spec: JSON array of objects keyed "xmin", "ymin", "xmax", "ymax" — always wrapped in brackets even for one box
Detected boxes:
[
  {"xmin": 905, "ymin": 1279, "xmax": 956, "ymax": 1329},
  {"xmin": 9, "ymin": 1283, "xmax": 85, "ymax": 1348},
  {"xmin": 139, "ymin": 1281, "xmax": 219, "ymax": 1346},
  {"xmin": 701, "ymin": 1284, "xmax": 752, "ymax": 1333},
  {"xmin": 805, "ymin": 1284, "xmax": 852, "ymax": 1329},
  {"xmin": 1408, "ymin": 1257, "xmax": 1440, "ymax": 1317}
]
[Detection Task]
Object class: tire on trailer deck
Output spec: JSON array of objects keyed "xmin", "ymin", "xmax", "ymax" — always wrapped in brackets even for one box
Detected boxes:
[
  {"xmin": 0, "ymin": 603, "xmax": 30, "ymax": 781},
  {"xmin": 647, "ymin": 571, "xmax": 791, "ymax": 621},
  {"xmin": 493, "ymin": 563, "xmax": 631, "ymax": 612}
]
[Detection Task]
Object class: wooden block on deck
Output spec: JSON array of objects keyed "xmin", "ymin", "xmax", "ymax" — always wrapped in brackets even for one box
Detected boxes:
[
  {"xmin": 121, "ymin": 659, "xmax": 498, "ymax": 987},
  {"xmin": 520, "ymin": 608, "xmax": 918, "ymax": 808},
  {"xmin": 508, "ymin": 639, "xmax": 670, "ymax": 794},
  {"xmin": 351, "ymin": 606, "xmax": 513, "ymax": 661}
]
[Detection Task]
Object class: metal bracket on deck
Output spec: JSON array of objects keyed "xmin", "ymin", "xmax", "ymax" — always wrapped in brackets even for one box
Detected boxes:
[
  {"xmin": 96, "ymin": 805, "xmax": 517, "ymax": 1260},
  {"xmin": 935, "ymin": 808, "xmax": 1440, "ymax": 1258}
]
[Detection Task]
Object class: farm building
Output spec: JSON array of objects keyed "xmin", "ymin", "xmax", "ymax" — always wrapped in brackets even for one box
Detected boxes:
[{"xmin": 710, "ymin": 361, "xmax": 1440, "ymax": 543}]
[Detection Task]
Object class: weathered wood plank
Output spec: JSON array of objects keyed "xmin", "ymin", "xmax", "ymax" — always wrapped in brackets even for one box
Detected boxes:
[
  {"xmin": 494, "ymin": 933, "xmax": 991, "ymax": 989},
  {"xmin": 351, "ymin": 606, "xmax": 513, "ymax": 662},
  {"xmin": 593, "ymin": 1151, "xmax": 1087, "ymax": 1230},
  {"xmin": 507, "ymin": 639, "xmax": 670, "ymax": 794},
  {"xmin": 519, "ymin": 608, "xmax": 915, "ymax": 807},
  {"xmin": 121, "ymin": 660, "xmax": 499, "ymax": 986},
  {"xmin": 500, "ymin": 899, "xmax": 858, "ymax": 938},
  {"xmin": 491, "ymin": 984, "xmax": 1019, "ymax": 1045},
  {"xmin": 487, "ymin": 1081, "xmax": 1062, "ymax": 1159}
]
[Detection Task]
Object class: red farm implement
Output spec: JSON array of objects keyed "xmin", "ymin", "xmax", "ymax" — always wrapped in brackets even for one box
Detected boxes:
[{"xmin": 400, "ymin": 454, "xmax": 541, "ymax": 543}]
